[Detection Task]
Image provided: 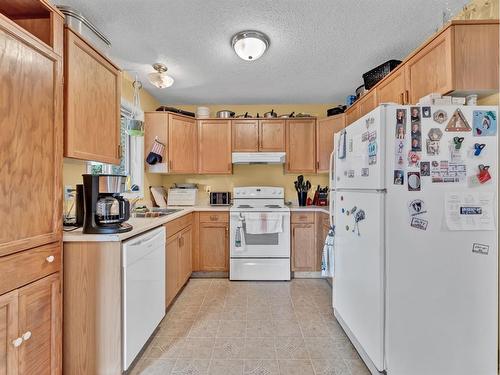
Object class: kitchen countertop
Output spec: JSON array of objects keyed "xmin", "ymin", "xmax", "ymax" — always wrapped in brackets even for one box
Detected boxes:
[
  {"xmin": 63, "ymin": 204, "xmax": 329, "ymax": 243},
  {"xmin": 63, "ymin": 205, "xmax": 230, "ymax": 243}
]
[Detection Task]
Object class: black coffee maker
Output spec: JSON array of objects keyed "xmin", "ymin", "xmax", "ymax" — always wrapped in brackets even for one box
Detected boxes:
[{"xmin": 82, "ymin": 174, "xmax": 133, "ymax": 234}]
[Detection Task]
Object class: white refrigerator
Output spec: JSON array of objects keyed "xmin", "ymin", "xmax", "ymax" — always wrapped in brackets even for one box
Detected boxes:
[{"xmin": 333, "ymin": 104, "xmax": 498, "ymax": 375}]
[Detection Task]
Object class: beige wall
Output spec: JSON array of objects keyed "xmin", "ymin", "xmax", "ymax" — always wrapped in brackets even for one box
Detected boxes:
[{"xmin": 161, "ymin": 165, "xmax": 329, "ymax": 204}]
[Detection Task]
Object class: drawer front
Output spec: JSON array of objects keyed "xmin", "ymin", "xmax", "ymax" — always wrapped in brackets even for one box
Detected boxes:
[
  {"xmin": 0, "ymin": 242, "xmax": 61, "ymax": 295},
  {"xmin": 199, "ymin": 212, "xmax": 229, "ymax": 223},
  {"xmin": 291, "ymin": 212, "xmax": 315, "ymax": 224},
  {"xmin": 165, "ymin": 213, "xmax": 193, "ymax": 238}
]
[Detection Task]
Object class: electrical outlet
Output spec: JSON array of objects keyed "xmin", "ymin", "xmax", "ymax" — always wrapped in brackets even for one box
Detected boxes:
[
  {"xmin": 205, "ymin": 185, "xmax": 211, "ymax": 193},
  {"xmin": 64, "ymin": 185, "xmax": 75, "ymax": 200}
]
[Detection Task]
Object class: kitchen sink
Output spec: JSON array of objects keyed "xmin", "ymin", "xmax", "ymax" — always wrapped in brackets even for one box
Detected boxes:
[{"xmin": 131, "ymin": 208, "xmax": 182, "ymax": 218}]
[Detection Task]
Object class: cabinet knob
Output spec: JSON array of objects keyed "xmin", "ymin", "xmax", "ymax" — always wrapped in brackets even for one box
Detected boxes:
[
  {"xmin": 46, "ymin": 255, "xmax": 55, "ymax": 263},
  {"xmin": 12, "ymin": 337, "xmax": 23, "ymax": 347},
  {"xmin": 22, "ymin": 331, "xmax": 32, "ymax": 341}
]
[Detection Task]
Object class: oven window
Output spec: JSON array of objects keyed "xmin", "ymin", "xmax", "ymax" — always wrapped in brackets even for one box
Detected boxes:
[{"xmin": 242, "ymin": 223, "xmax": 280, "ymax": 245}]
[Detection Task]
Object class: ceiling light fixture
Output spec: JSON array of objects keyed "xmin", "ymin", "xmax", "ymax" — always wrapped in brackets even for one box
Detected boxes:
[
  {"xmin": 147, "ymin": 63, "xmax": 174, "ymax": 88},
  {"xmin": 231, "ymin": 30, "xmax": 270, "ymax": 61}
]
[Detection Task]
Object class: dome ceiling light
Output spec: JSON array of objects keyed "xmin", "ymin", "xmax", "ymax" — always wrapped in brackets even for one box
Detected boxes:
[
  {"xmin": 231, "ymin": 30, "xmax": 270, "ymax": 61},
  {"xmin": 148, "ymin": 63, "xmax": 174, "ymax": 88}
]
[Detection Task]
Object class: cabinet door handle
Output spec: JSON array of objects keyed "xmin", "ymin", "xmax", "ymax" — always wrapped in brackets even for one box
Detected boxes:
[
  {"xmin": 225, "ymin": 227, "xmax": 228, "ymax": 238},
  {"xmin": 46, "ymin": 255, "xmax": 55, "ymax": 263},
  {"xmin": 400, "ymin": 92, "xmax": 404, "ymax": 105},
  {"xmin": 117, "ymin": 144, "xmax": 122, "ymax": 158},
  {"xmin": 12, "ymin": 337, "xmax": 23, "ymax": 347},
  {"xmin": 22, "ymin": 331, "xmax": 32, "ymax": 341},
  {"xmin": 404, "ymin": 90, "xmax": 409, "ymax": 104},
  {"xmin": 210, "ymin": 215, "xmax": 218, "ymax": 221},
  {"xmin": 169, "ymin": 160, "xmax": 173, "ymax": 170}
]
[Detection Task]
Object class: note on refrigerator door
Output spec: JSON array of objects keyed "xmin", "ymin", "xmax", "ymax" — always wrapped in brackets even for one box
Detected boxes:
[{"xmin": 444, "ymin": 192, "xmax": 495, "ymax": 231}]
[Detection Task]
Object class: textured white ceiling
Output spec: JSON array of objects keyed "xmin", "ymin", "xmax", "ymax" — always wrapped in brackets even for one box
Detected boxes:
[{"xmin": 55, "ymin": 0, "xmax": 467, "ymax": 104}]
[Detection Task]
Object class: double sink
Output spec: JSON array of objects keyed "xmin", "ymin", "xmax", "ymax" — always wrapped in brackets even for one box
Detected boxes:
[{"xmin": 131, "ymin": 208, "xmax": 182, "ymax": 218}]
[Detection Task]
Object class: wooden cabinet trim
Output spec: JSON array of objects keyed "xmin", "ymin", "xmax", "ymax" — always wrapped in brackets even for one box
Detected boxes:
[{"xmin": 0, "ymin": 289, "xmax": 19, "ymax": 374}]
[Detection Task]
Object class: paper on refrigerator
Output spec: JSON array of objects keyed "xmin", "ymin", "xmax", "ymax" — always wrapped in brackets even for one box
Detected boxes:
[{"xmin": 444, "ymin": 191, "xmax": 495, "ymax": 231}]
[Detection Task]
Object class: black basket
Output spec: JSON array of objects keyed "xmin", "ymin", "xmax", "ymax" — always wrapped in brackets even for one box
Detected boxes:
[{"xmin": 362, "ymin": 60, "xmax": 402, "ymax": 90}]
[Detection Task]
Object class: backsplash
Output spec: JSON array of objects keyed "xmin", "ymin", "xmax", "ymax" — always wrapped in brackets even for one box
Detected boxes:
[{"xmin": 160, "ymin": 164, "xmax": 329, "ymax": 204}]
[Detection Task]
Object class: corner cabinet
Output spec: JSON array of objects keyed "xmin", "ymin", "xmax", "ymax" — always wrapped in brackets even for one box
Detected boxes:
[
  {"xmin": 64, "ymin": 26, "xmax": 121, "ymax": 164},
  {"xmin": 198, "ymin": 119, "xmax": 232, "ymax": 174},
  {"xmin": 286, "ymin": 119, "xmax": 316, "ymax": 173},
  {"xmin": 144, "ymin": 112, "xmax": 198, "ymax": 174}
]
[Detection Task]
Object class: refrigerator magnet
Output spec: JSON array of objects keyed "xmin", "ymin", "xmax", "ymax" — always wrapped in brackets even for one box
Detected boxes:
[
  {"xmin": 433, "ymin": 110, "xmax": 448, "ymax": 124},
  {"xmin": 422, "ymin": 106, "xmax": 431, "ymax": 118},
  {"xmin": 472, "ymin": 243, "xmax": 489, "ymax": 255},
  {"xmin": 408, "ymin": 151, "xmax": 421, "ymax": 167},
  {"xmin": 453, "ymin": 137, "xmax": 465, "ymax": 150},
  {"xmin": 393, "ymin": 170, "xmax": 404, "ymax": 185},
  {"xmin": 445, "ymin": 108, "xmax": 471, "ymax": 132},
  {"xmin": 361, "ymin": 168, "xmax": 369, "ymax": 177},
  {"xmin": 473, "ymin": 143, "xmax": 486, "ymax": 156},
  {"xmin": 477, "ymin": 165, "xmax": 491, "ymax": 184},
  {"xmin": 407, "ymin": 172, "xmax": 421, "ymax": 191},
  {"xmin": 408, "ymin": 199, "xmax": 427, "ymax": 217},
  {"xmin": 473, "ymin": 110, "xmax": 497, "ymax": 136},
  {"xmin": 420, "ymin": 162, "xmax": 430, "ymax": 176},
  {"xmin": 410, "ymin": 217, "xmax": 428, "ymax": 230}
]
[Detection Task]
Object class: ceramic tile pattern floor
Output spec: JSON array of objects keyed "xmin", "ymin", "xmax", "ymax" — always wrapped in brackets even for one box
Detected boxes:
[{"xmin": 130, "ymin": 278, "xmax": 369, "ymax": 375}]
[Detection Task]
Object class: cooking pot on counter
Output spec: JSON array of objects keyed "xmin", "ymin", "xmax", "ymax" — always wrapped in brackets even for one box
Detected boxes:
[
  {"xmin": 216, "ymin": 110, "xmax": 235, "ymax": 118},
  {"xmin": 235, "ymin": 112, "xmax": 252, "ymax": 118}
]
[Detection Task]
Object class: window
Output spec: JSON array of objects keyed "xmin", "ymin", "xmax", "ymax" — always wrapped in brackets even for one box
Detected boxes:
[{"xmin": 87, "ymin": 101, "xmax": 144, "ymax": 198}]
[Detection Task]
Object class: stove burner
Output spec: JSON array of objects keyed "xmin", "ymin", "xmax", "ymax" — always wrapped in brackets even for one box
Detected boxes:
[
  {"xmin": 237, "ymin": 205, "xmax": 253, "ymax": 208},
  {"xmin": 265, "ymin": 205, "xmax": 282, "ymax": 208}
]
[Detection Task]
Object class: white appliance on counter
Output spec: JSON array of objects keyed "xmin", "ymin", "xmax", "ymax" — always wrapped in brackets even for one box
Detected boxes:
[
  {"xmin": 167, "ymin": 187, "xmax": 198, "ymax": 206},
  {"xmin": 122, "ymin": 227, "xmax": 166, "ymax": 370},
  {"xmin": 334, "ymin": 104, "xmax": 497, "ymax": 374},
  {"xmin": 230, "ymin": 187, "xmax": 290, "ymax": 280}
]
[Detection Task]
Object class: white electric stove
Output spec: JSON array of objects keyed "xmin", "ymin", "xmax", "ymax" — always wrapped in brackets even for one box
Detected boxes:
[{"xmin": 229, "ymin": 187, "xmax": 291, "ymax": 281}]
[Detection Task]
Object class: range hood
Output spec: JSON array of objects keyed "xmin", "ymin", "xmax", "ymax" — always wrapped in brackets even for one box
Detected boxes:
[{"xmin": 232, "ymin": 152, "xmax": 286, "ymax": 164}]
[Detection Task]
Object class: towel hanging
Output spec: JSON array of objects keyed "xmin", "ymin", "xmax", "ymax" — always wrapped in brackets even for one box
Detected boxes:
[{"xmin": 321, "ymin": 225, "xmax": 335, "ymax": 277}]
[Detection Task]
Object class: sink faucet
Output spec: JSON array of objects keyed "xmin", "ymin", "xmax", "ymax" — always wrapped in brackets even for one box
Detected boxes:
[{"xmin": 129, "ymin": 197, "xmax": 142, "ymax": 213}]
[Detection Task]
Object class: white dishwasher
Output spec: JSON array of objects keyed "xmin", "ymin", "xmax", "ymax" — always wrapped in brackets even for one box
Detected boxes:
[{"xmin": 122, "ymin": 226, "xmax": 165, "ymax": 370}]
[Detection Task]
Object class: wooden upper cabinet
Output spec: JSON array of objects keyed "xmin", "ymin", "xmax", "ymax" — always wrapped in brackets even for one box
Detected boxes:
[
  {"xmin": 405, "ymin": 28, "xmax": 453, "ymax": 104},
  {"xmin": 286, "ymin": 119, "xmax": 316, "ymax": 173},
  {"xmin": 376, "ymin": 68, "xmax": 406, "ymax": 105},
  {"xmin": 259, "ymin": 120, "xmax": 285, "ymax": 151},
  {"xmin": 357, "ymin": 90, "xmax": 378, "ymax": 118},
  {"xmin": 232, "ymin": 119, "xmax": 259, "ymax": 152},
  {"xmin": 64, "ymin": 26, "xmax": 121, "ymax": 164},
  {"xmin": 345, "ymin": 106, "xmax": 360, "ymax": 127},
  {"xmin": 198, "ymin": 119, "xmax": 232, "ymax": 174},
  {"xmin": 316, "ymin": 115, "xmax": 345, "ymax": 173},
  {"xmin": 0, "ymin": 16, "xmax": 62, "ymax": 257},
  {"xmin": 18, "ymin": 273, "xmax": 61, "ymax": 375},
  {"xmin": 168, "ymin": 114, "xmax": 197, "ymax": 173},
  {"xmin": 0, "ymin": 290, "xmax": 18, "ymax": 375}
]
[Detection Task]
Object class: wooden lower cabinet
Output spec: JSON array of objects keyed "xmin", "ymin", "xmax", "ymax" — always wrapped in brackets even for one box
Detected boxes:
[
  {"xmin": 0, "ymin": 273, "xmax": 61, "ymax": 375},
  {"xmin": 165, "ymin": 233, "xmax": 180, "ymax": 307},
  {"xmin": 165, "ymin": 214, "xmax": 193, "ymax": 307},
  {"xmin": 291, "ymin": 211, "xmax": 330, "ymax": 272},
  {"xmin": 198, "ymin": 223, "xmax": 229, "ymax": 272},
  {"xmin": 291, "ymin": 223, "xmax": 316, "ymax": 271}
]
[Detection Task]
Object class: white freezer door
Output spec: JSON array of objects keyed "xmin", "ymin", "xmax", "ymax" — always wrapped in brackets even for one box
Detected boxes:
[
  {"xmin": 335, "ymin": 106, "xmax": 386, "ymax": 190},
  {"xmin": 334, "ymin": 190, "xmax": 385, "ymax": 371},
  {"xmin": 384, "ymin": 105, "xmax": 498, "ymax": 374}
]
